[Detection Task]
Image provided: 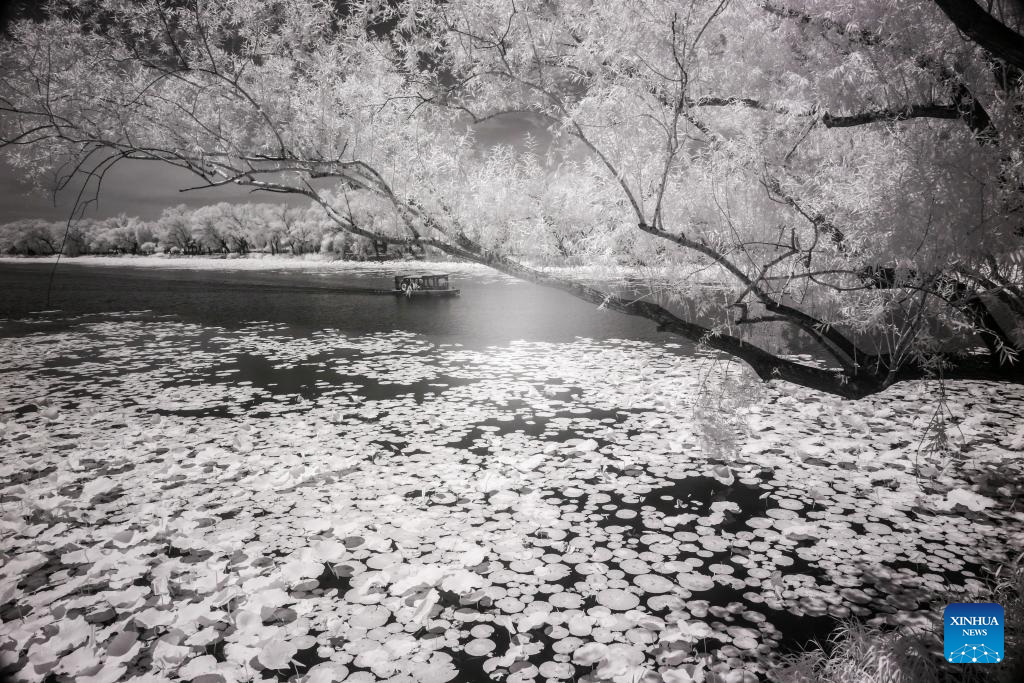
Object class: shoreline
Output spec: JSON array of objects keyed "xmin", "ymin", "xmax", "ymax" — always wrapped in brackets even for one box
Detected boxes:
[
  {"xmin": 0, "ymin": 254, "xmax": 731, "ymax": 285},
  {"xmin": 0, "ymin": 254, "xmax": 493, "ymax": 274}
]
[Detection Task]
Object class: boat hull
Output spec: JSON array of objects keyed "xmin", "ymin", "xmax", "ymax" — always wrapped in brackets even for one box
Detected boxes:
[{"xmin": 392, "ymin": 289, "xmax": 461, "ymax": 297}]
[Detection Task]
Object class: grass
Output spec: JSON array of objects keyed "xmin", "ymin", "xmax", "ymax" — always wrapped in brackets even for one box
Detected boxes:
[{"xmin": 771, "ymin": 563, "xmax": 1023, "ymax": 682}]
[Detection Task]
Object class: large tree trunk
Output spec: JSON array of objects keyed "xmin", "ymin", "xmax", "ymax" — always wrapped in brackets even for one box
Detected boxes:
[
  {"xmin": 417, "ymin": 239, "xmax": 894, "ymax": 398},
  {"xmin": 932, "ymin": 0, "xmax": 1024, "ymax": 69},
  {"xmin": 304, "ymin": 195, "xmax": 1024, "ymax": 399}
]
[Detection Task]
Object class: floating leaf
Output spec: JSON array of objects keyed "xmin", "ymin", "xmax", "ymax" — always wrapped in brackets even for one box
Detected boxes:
[
  {"xmin": 80, "ymin": 476, "xmax": 116, "ymax": 501},
  {"xmin": 178, "ymin": 655, "xmax": 219, "ymax": 680},
  {"xmin": 710, "ymin": 465, "xmax": 734, "ymax": 486},
  {"xmin": 935, "ymin": 488, "xmax": 996, "ymax": 512},
  {"xmin": 258, "ymin": 637, "xmax": 298, "ymax": 670},
  {"xmin": 595, "ymin": 589, "xmax": 640, "ymax": 610},
  {"xmin": 572, "ymin": 641, "xmax": 609, "ymax": 665},
  {"xmin": 151, "ymin": 640, "xmax": 189, "ymax": 670}
]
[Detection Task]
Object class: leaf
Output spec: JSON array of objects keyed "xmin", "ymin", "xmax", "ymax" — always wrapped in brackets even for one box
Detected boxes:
[
  {"xmin": 411, "ymin": 653, "xmax": 458, "ymax": 683},
  {"xmin": 439, "ymin": 569, "xmax": 485, "ymax": 594},
  {"xmin": 233, "ymin": 433, "xmax": 254, "ymax": 453},
  {"xmin": 134, "ymin": 607, "xmax": 175, "ymax": 629},
  {"xmin": 54, "ymin": 644, "xmax": 100, "ymax": 676},
  {"xmin": 184, "ymin": 628, "xmax": 221, "ymax": 647},
  {"xmin": 662, "ymin": 620, "xmax": 713, "ymax": 643},
  {"xmin": 178, "ymin": 655, "xmax": 219, "ymax": 680},
  {"xmin": 104, "ymin": 631, "xmax": 139, "ymax": 660},
  {"xmin": 224, "ymin": 643, "xmax": 259, "ymax": 666},
  {"xmin": 780, "ymin": 523, "xmax": 820, "ymax": 540},
  {"xmin": 710, "ymin": 465, "xmax": 734, "ymax": 486},
  {"xmin": 1001, "ymin": 423, "xmax": 1024, "ymax": 450},
  {"xmin": 572, "ymin": 642, "xmax": 609, "ymax": 665},
  {"xmin": 280, "ymin": 560, "xmax": 322, "ymax": 584},
  {"xmin": 935, "ymin": 488, "xmax": 996, "ymax": 512},
  {"xmin": 78, "ymin": 663, "xmax": 127, "ymax": 683},
  {"xmin": 151, "ymin": 640, "xmax": 189, "ymax": 670},
  {"xmin": 311, "ymin": 539, "xmax": 347, "ymax": 563},
  {"xmin": 458, "ymin": 545, "xmax": 487, "ymax": 567},
  {"xmin": 80, "ymin": 476, "xmax": 116, "ymax": 501},
  {"xmin": 594, "ymin": 644, "xmax": 644, "ymax": 679},
  {"xmin": 301, "ymin": 662, "xmax": 350, "ymax": 683},
  {"xmin": 516, "ymin": 610, "xmax": 548, "ymax": 632},
  {"xmin": 31, "ymin": 615, "xmax": 90, "ymax": 665},
  {"xmin": 663, "ymin": 663, "xmax": 706, "ymax": 683},
  {"xmin": 258, "ymin": 637, "xmax": 298, "ymax": 670},
  {"xmin": 391, "ymin": 565, "xmax": 445, "ymax": 595},
  {"xmin": 411, "ymin": 588, "xmax": 439, "ymax": 624}
]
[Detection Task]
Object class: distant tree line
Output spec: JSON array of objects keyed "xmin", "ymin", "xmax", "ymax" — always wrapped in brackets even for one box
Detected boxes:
[{"xmin": 0, "ymin": 202, "xmax": 419, "ymax": 259}]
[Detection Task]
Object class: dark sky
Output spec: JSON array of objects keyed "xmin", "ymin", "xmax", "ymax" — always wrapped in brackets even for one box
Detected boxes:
[
  {"xmin": 0, "ymin": 0, "xmax": 265, "ymax": 222},
  {"xmin": 0, "ymin": 116, "xmax": 546, "ymax": 223},
  {"xmin": 0, "ymin": 158, "xmax": 297, "ymax": 222},
  {"xmin": 0, "ymin": 1, "xmax": 550, "ymax": 224}
]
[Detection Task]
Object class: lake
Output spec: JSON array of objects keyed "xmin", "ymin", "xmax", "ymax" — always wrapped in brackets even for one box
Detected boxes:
[
  {"xmin": 0, "ymin": 261, "xmax": 674, "ymax": 345},
  {"xmin": 0, "ymin": 259, "xmax": 1020, "ymax": 683}
]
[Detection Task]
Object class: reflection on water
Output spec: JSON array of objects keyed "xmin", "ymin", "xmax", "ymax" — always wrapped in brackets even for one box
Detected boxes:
[
  {"xmin": 1, "ymin": 261, "xmax": 842, "ymax": 362},
  {"xmin": 0, "ymin": 262, "xmax": 677, "ymax": 347}
]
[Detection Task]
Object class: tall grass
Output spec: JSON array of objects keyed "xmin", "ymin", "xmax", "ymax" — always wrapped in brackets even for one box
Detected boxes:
[{"xmin": 771, "ymin": 564, "xmax": 1022, "ymax": 683}]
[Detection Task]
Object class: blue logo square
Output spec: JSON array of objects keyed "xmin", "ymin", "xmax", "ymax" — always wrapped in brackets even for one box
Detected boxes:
[{"xmin": 944, "ymin": 603, "xmax": 1004, "ymax": 663}]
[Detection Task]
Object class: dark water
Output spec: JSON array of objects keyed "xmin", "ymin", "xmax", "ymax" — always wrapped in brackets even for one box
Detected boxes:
[
  {"xmin": 4, "ymin": 259, "xmax": 989, "ymax": 674},
  {"xmin": 0, "ymin": 261, "xmax": 678, "ymax": 346}
]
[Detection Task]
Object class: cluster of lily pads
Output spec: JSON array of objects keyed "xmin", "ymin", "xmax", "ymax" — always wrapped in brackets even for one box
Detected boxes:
[{"xmin": 1, "ymin": 312, "xmax": 1021, "ymax": 683}]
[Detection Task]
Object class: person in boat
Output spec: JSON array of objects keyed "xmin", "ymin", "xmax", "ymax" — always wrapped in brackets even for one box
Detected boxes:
[{"xmin": 402, "ymin": 277, "xmax": 421, "ymax": 296}]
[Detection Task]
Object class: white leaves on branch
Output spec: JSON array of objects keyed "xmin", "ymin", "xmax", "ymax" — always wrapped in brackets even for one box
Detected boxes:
[{"xmin": 2, "ymin": 0, "xmax": 1021, "ymax": 372}]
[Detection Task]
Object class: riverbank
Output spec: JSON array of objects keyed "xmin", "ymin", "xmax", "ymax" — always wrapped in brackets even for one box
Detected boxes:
[
  {"xmin": 0, "ymin": 254, "xmax": 499, "ymax": 275},
  {"xmin": 0, "ymin": 254, "xmax": 729, "ymax": 287}
]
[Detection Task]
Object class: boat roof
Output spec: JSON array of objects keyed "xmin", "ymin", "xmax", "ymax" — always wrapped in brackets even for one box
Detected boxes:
[{"xmin": 396, "ymin": 273, "xmax": 450, "ymax": 278}]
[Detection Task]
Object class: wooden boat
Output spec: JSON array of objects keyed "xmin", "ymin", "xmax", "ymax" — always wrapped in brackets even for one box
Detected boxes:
[{"xmin": 393, "ymin": 273, "xmax": 461, "ymax": 297}]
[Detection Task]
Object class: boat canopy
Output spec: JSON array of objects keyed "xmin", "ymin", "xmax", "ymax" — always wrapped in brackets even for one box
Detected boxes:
[{"xmin": 394, "ymin": 273, "xmax": 451, "ymax": 290}]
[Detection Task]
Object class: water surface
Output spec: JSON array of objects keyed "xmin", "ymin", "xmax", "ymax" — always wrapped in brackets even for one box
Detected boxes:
[{"xmin": 0, "ymin": 261, "xmax": 675, "ymax": 346}]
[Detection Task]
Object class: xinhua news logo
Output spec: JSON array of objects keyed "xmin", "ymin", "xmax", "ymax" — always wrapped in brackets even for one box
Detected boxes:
[{"xmin": 944, "ymin": 603, "xmax": 1004, "ymax": 664}]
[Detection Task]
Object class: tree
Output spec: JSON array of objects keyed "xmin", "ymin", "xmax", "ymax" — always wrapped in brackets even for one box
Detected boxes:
[
  {"xmin": 217, "ymin": 203, "xmax": 258, "ymax": 254},
  {"xmin": 93, "ymin": 213, "xmax": 152, "ymax": 254},
  {"xmin": 0, "ymin": 219, "xmax": 61, "ymax": 255},
  {"xmin": 288, "ymin": 207, "xmax": 328, "ymax": 255},
  {"xmin": 189, "ymin": 204, "xmax": 231, "ymax": 253},
  {"xmin": 931, "ymin": 0, "xmax": 1024, "ymax": 68},
  {"xmin": 257, "ymin": 204, "xmax": 296, "ymax": 255},
  {"xmin": 157, "ymin": 205, "xmax": 200, "ymax": 255},
  {"xmin": 2, "ymin": 0, "xmax": 1023, "ymax": 397}
]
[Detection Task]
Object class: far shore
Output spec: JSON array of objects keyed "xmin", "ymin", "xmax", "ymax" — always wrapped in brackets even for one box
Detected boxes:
[
  {"xmin": 0, "ymin": 253, "xmax": 729, "ymax": 285},
  {"xmin": 0, "ymin": 253, "xmax": 491, "ymax": 274}
]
